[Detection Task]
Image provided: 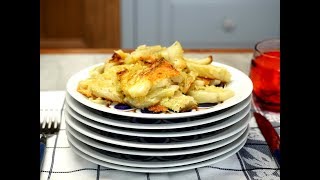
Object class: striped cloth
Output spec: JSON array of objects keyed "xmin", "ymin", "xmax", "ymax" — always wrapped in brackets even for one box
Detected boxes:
[{"xmin": 40, "ymin": 91, "xmax": 280, "ymax": 180}]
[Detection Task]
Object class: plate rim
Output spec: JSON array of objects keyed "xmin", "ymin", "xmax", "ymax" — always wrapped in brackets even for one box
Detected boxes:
[
  {"xmin": 66, "ymin": 125, "xmax": 248, "ymax": 156},
  {"xmin": 65, "ymin": 112, "xmax": 251, "ymax": 149},
  {"xmin": 68, "ymin": 135, "xmax": 247, "ymax": 173},
  {"xmin": 65, "ymin": 93, "xmax": 252, "ymax": 129},
  {"xmin": 65, "ymin": 104, "xmax": 251, "ymax": 137},
  {"xmin": 67, "ymin": 127, "xmax": 248, "ymax": 168},
  {"xmin": 66, "ymin": 62, "xmax": 253, "ymax": 119}
]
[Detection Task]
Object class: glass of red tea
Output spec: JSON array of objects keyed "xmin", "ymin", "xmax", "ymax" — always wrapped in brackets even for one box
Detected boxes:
[{"xmin": 249, "ymin": 39, "xmax": 280, "ymax": 112}]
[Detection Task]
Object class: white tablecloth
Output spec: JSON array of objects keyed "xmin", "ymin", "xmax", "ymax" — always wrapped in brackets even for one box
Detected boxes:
[{"xmin": 40, "ymin": 91, "xmax": 280, "ymax": 180}]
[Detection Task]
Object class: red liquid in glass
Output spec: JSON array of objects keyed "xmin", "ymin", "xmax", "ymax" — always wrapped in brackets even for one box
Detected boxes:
[{"xmin": 250, "ymin": 51, "xmax": 280, "ymax": 111}]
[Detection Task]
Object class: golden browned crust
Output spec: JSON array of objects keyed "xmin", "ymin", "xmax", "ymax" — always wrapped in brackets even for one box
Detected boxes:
[
  {"xmin": 109, "ymin": 52, "xmax": 124, "ymax": 65},
  {"xmin": 77, "ymin": 86, "xmax": 92, "ymax": 98},
  {"xmin": 148, "ymin": 104, "xmax": 168, "ymax": 113},
  {"xmin": 77, "ymin": 80, "xmax": 92, "ymax": 98},
  {"xmin": 208, "ymin": 55, "xmax": 213, "ymax": 63},
  {"xmin": 143, "ymin": 58, "xmax": 180, "ymax": 81}
]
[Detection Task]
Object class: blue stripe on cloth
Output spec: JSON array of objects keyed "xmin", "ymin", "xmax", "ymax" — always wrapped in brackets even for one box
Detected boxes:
[
  {"xmin": 100, "ymin": 168, "xmax": 116, "ymax": 171},
  {"xmin": 42, "ymin": 168, "xmax": 101, "ymax": 173},
  {"xmin": 47, "ymin": 102, "xmax": 65, "ymax": 180},
  {"xmin": 236, "ymin": 153, "xmax": 250, "ymax": 180},
  {"xmin": 96, "ymin": 165, "xmax": 100, "ymax": 180},
  {"xmin": 195, "ymin": 168, "xmax": 201, "ymax": 180},
  {"xmin": 47, "ymin": 134, "xmax": 59, "ymax": 180}
]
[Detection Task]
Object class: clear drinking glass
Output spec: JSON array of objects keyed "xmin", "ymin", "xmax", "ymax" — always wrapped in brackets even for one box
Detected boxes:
[{"xmin": 249, "ymin": 39, "xmax": 280, "ymax": 112}]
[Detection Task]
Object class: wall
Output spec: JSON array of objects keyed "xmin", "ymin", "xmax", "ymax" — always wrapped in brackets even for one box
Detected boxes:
[{"xmin": 121, "ymin": 0, "xmax": 280, "ymax": 49}]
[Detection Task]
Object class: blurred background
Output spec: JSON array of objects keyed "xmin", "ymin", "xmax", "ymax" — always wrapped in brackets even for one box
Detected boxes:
[{"xmin": 40, "ymin": 0, "xmax": 279, "ymax": 49}]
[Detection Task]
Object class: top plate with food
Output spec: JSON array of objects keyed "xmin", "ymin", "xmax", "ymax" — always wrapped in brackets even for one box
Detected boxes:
[{"xmin": 66, "ymin": 41, "xmax": 253, "ymax": 119}]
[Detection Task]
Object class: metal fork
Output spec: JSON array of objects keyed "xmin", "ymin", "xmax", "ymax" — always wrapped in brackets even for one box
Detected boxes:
[{"xmin": 40, "ymin": 109, "xmax": 61, "ymax": 169}]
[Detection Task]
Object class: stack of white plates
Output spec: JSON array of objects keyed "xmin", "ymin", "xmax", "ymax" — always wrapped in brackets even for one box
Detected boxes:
[{"xmin": 65, "ymin": 62, "xmax": 253, "ymax": 173}]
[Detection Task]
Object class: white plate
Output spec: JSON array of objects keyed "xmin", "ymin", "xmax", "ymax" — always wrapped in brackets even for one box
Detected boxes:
[
  {"xmin": 65, "ymin": 112, "xmax": 251, "ymax": 149},
  {"xmin": 66, "ymin": 103, "xmax": 251, "ymax": 137},
  {"xmin": 67, "ymin": 126, "xmax": 248, "ymax": 168},
  {"xmin": 66, "ymin": 62, "xmax": 253, "ymax": 119},
  {"xmin": 69, "ymin": 135, "xmax": 246, "ymax": 173},
  {"xmin": 67, "ymin": 125, "xmax": 247, "ymax": 156},
  {"xmin": 65, "ymin": 93, "xmax": 251, "ymax": 129}
]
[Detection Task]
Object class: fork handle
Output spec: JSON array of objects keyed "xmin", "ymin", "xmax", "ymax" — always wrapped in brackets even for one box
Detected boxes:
[{"xmin": 40, "ymin": 135, "xmax": 46, "ymax": 169}]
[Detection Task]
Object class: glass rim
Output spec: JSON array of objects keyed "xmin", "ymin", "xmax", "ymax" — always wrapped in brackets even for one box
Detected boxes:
[{"xmin": 254, "ymin": 38, "xmax": 280, "ymax": 59}]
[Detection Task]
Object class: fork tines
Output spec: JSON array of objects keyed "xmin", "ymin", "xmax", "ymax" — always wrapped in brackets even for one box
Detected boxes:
[{"xmin": 40, "ymin": 109, "xmax": 61, "ymax": 134}]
